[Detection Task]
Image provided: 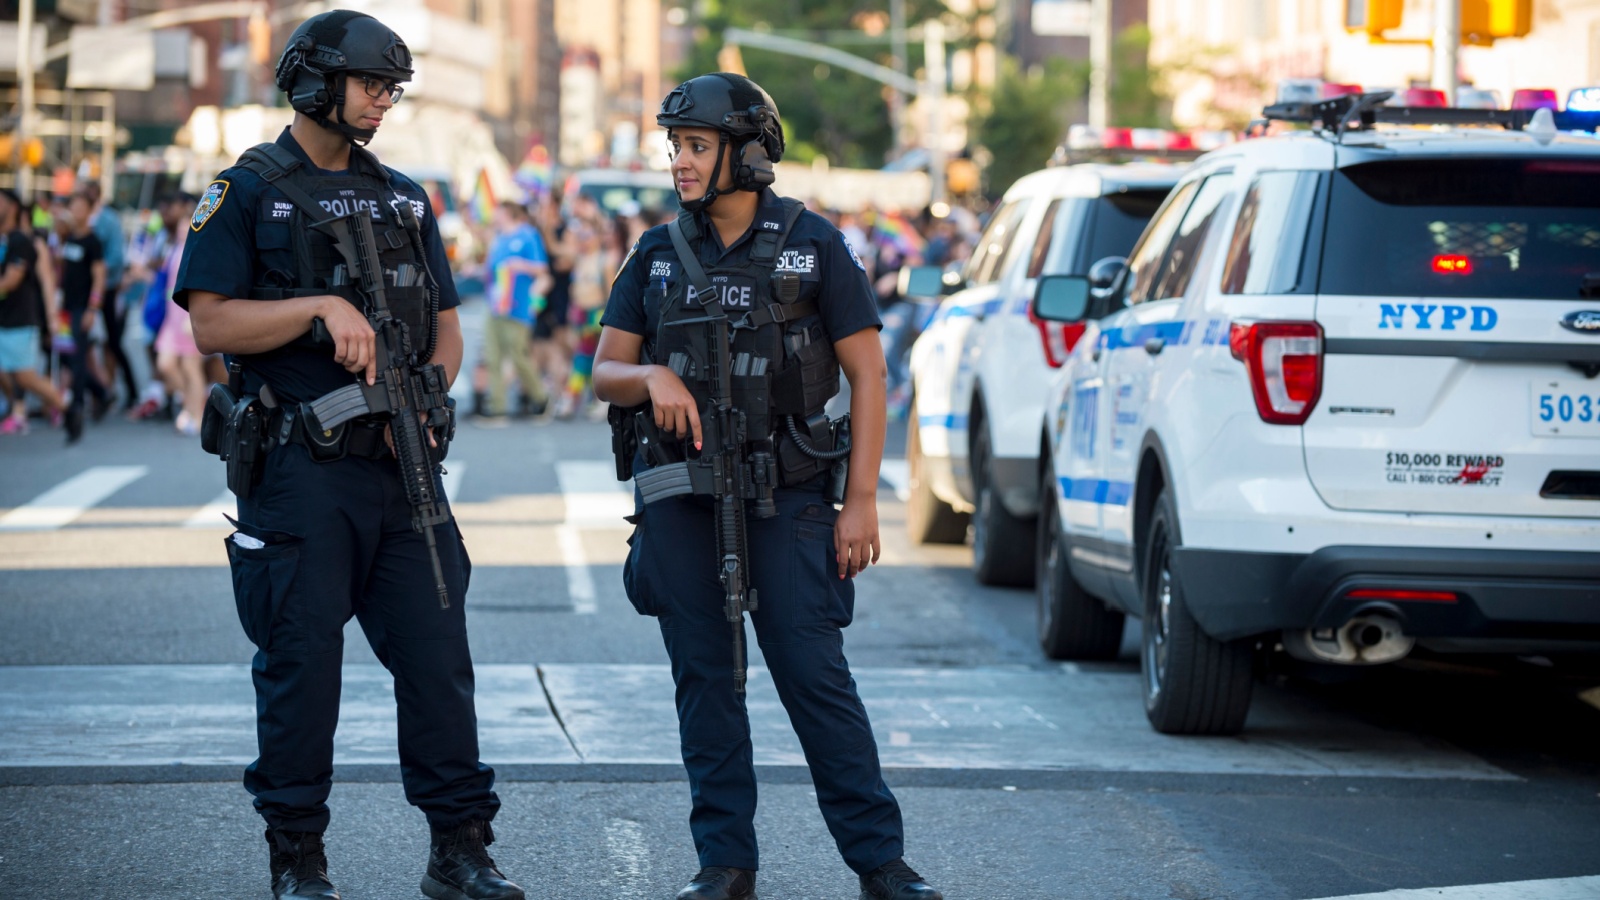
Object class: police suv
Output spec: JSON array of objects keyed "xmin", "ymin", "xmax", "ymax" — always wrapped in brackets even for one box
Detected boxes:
[
  {"xmin": 905, "ymin": 163, "xmax": 1181, "ymax": 586},
  {"xmin": 1033, "ymin": 95, "xmax": 1600, "ymax": 735}
]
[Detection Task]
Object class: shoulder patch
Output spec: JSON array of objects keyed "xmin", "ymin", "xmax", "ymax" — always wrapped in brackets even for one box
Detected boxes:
[
  {"xmin": 842, "ymin": 234, "xmax": 866, "ymax": 272},
  {"xmin": 191, "ymin": 180, "xmax": 229, "ymax": 232}
]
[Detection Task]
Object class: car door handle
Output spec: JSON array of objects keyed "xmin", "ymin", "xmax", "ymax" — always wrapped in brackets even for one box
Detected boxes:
[{"xmin": 1144, "ymin": 337, "xmax": 1165, "ymax": 356}]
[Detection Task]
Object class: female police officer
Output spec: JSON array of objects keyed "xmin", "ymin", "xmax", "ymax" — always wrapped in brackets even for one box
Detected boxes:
[
  {"xmin": 594, "ymin": 73, "xmax": 942, "ymax": 900},
  {"xmin": 174, "ymin": 11, "xmax": 522, "ymax": 900}
]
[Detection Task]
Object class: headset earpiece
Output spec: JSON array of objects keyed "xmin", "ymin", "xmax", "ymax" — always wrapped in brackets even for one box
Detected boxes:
[{"xmin": 736, "ymin": 139, "xmax": 775, "ymax": 190}]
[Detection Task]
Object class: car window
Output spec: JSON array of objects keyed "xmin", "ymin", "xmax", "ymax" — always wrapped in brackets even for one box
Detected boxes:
[
  {"xmin": 1145, "ymin": 173, "xmax": 1233, "ymax": 303},
  {"xmin": 1122, "ymin": 181, "xmax": 1199, "ymax": 306},
  {"xmin": 1078, "ymin": 189, "xmax": 1169, "ymax": 273},
  {"xmin": 1220, "ymin": 171, "xmax": 1320, "ymax": 295},
  {"xmin": 1319, "ymin": 158, "xmax": 1600, "ymax": 300},
  {"xmin": 967, "ymin": 198, "xmax": 1032, "ymax": 285},
  {"xmin": 1026, "ymin": 199, "xmax": 1065, "ymax": 279}
]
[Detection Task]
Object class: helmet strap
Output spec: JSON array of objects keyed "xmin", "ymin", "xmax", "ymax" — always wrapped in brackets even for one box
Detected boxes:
[
  {"xmin": 679, "ymin": 131, "xmax": 729, "ymax": 213},
  {"xmin": 324, "ymin": 76, "xmax": 377, "ymax": 146}
]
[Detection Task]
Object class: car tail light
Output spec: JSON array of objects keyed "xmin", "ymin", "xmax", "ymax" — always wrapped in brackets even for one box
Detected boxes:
[
  {"xmin": 1028, "ymin": 304, "xmax": 1086, "ymax": 368},
  {"xmin": 1228, "ymin": 321, "xmax": 1324, "ymax": 425},
  {"xmin": 1346, "ymin": 588, "xmax": 1459, "ymax": 603},
  {"xmin": 1511, "ymin": 88, "xmax": 1559, "ymax": 110}
]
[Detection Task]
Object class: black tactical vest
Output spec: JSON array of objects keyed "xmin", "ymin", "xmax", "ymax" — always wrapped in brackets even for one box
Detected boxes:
[
  {"xmin": 650, "ymin": 201, "xmax": 842, "ymax": 437},
  {"xmin": 234, "ymin": 141, "xmax": 436, "ymax": 359}
]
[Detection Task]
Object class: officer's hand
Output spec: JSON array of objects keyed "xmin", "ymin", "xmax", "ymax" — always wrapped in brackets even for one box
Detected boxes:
[
  {"xmin": 383, "ymin": 412, "xmax": 437, "ymax": 455},
  {"xmin": 834, "ymin": 498, "xmax": 881, "ymax": 580},
  {"xmin": 317, "ymin": 296, "xmax": 378, "ymax": 385},
  {"xmin": 644, "ymin": 365, "xmax": 703, "ymax": 451}
]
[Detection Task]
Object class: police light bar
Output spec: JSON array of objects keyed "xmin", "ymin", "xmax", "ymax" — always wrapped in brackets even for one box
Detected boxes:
[{"xmin": 1261, "ymin": 91, "xmax": 1598, "ymax": 139}]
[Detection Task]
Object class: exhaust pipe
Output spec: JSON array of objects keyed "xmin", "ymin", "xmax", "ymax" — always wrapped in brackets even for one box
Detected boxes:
[{"xmin": 1285, "ymin": 613, "xmax": 1414, "ymax": 665}]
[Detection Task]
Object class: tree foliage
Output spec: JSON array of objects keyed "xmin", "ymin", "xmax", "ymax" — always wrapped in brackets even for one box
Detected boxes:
[
  {"xmin": 677, "ymin": 0, "xmax": 950, "ymax": 168},
  {"xmin": 969, "ymin": 57, "xmax": 1088, "ymax": 197}
]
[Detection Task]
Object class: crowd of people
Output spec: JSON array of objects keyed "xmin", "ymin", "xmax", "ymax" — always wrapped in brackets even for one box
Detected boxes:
[
  {"xmin": 0, "ymin": 175, "xmax": 987, "ymax": 445},
  {"xmin": 465, "ymin": 190, "xmax": 986, "ymax": 424},
  {"xmin": 0, "ymin": 182, "xmax": 204, "ymax": 443}
]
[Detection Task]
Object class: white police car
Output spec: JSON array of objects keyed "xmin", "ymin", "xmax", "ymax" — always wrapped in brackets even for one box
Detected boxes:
[
  {"xmin": 1034, "ymin": 95, "xmax": 1600, "ymax": 735},
  {"xmin": 905, "ymin": 163, "xmax": 1181, "ymax": 586}
]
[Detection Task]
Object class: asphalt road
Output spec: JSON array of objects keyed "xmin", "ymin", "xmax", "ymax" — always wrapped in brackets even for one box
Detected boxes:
[{"xmin": 1, "ymin": 303, "xmax": 1598, "ymax": 899}]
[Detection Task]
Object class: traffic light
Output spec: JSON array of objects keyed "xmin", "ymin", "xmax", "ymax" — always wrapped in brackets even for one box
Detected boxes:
[
  {"xmin": 1461, "ymin": 0, "xmax": 1532, "ymax": 45},
  {"xmin": 1346, "ymin": 0, "xmax": 1403, "ymax": 35}
]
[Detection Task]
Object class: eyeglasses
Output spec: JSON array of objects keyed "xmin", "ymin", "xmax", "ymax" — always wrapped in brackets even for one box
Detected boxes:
[{"xmin": 356, "ymin": 74, "xmax": 404, "ymax": 104}]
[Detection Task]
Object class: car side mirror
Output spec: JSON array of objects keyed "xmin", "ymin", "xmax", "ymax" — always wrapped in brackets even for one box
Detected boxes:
[
  {"xmin": 1031, "ymin": 274, "xmax": 1091, "ymax": 323},
  {"xmin": 1087, "ymin": 256, "xmax": 1127, "ymax": 291},
  {"xmin": 899, "ymin": 265, "xmax": 951, "ymax": 298}
]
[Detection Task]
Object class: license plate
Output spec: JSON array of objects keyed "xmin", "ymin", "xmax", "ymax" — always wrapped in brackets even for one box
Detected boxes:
[{"xmin": 1531, "ymin": 380, "xmax": 1600, "ymax": 437}]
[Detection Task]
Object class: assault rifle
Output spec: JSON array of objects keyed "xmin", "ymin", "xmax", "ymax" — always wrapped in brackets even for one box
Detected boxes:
[
  {"xmin": 633, "ymin": 306, "xmax": 780, "ymax": 695},
  {"xmin": 303, "ymin": 205, "xmax": 455, "ymax": 608}
]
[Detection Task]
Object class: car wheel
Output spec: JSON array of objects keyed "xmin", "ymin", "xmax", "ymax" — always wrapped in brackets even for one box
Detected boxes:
[
  {"xmin": 1139, "ymin": 488, "xmax": 1254, "ymax": 735},
  {"xmin": 1036, "ymin": 462, "xmax": 1124, "ymax": 660},
  {"xmin": 971, "ymin": 424, "xmax": 1035, "ymax": 587},
  {"xmin": 906, "ymin": 401, "xmax": 970, "ymax": 545}
]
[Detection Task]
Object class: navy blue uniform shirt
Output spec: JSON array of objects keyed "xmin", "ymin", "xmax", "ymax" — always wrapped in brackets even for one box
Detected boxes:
[
  {"xmin": 173, "ymin": 127, "xmax": 459, "ymax": 404},
  {"xmin": 601, "ymin": 188, "xmax": 880, "ymax": 351}
]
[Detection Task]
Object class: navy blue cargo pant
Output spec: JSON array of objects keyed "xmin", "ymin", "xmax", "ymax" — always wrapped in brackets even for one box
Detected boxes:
[
  {"xmin": 624, "ymin": 484, "xmax": 904, "ymax": 874},
  {"xmin": 228, "ymin": 442, "xmax": 498, "ymax": 834}
]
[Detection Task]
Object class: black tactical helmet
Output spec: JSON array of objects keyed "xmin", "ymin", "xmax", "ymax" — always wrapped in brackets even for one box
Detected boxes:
[
  {"xmin": 275, "ymin": 10, "xmax": 413, "ymax": 144},
  {"xmin": 658, "ymin": 73, "xmax": 785, "ymax": 209}
]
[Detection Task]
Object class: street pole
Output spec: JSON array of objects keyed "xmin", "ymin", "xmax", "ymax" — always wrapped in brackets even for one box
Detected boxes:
[
  {"xmin": 924, "ymin": 19, "xmax": 946, "ymax": 207},
  {"xmin": 1431, "ymin": 0, "xmax": 1459, "ymax": 105},
  {"xmin": 1088, "ymin": 0, "xmax": 1111, "ymax": 130},
  {"xmin": 17, "ymin": 0, "xmax": 35, "ymax": 201},
  {"xmin": 889, "ymin": 0, "xmax": 907, "ymax": 157}
]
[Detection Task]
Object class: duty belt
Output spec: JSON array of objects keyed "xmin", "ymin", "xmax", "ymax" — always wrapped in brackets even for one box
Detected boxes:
[{"xmin": 272, "ymin": 404, "xmax": 392, "ymax": 461}]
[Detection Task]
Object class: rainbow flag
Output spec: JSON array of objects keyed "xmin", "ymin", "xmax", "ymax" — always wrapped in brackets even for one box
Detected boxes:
[
  {"xmin": 874, "ymin": 211, "xmax": 925, "ymax": 257},
  {"xmin": 514, "ymin": 144, "xmax": 554, "ymax": 198},
  {"xmin": 469, "ymin": 169, "xmax": 495, "ymax": 225}
]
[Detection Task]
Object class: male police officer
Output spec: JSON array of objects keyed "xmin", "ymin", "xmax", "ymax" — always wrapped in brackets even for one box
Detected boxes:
[
  {"xmin": 175, "ymin": 11, "xmax": 523, "ymax": 900},
  {"xmin": 593, "ymin": 73, "xmax": 942, "ymax": 900}
]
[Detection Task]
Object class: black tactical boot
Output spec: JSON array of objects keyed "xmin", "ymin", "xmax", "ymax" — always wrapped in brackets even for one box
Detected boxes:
[
  {"xmin": 265, "ymin": 829, "xmax": 340, "ymax": 899},
  {"xmin": 859, "ymin": 859, "xmax": 942, "ymax": 900},
  {"xmin": 421, "ymin": 820, "xmax": 526, "ymax": 900},
  {"xmin": 675, "ymin": 866, "xmax": 757, "ymax": 900}
]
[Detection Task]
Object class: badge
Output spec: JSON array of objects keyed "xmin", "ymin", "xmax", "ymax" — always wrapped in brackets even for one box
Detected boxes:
[
  {"xmin": 191, "ymin": 180, "xmax": 229, "ymax": 232},
  {"xmin": 843, "ymin": 235, "xmax": 866, "ymax": 272}
]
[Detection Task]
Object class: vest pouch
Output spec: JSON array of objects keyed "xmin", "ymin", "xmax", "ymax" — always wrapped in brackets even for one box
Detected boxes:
[
  {"xmin": 383, "ymin": 284, "xmax": 432, "ymax": 353},
  {"xmin": 775, "ymin": 412, "xmax": 834, "ymax": 487},
  {"xmin": 771, "ymin": 324, "xmax": 840, "ymax": 418}
]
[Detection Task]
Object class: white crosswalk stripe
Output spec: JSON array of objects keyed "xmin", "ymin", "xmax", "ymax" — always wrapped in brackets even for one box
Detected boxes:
[
  {"xmin": 0, "ymin": 662, "xmax": 1515, "ymax": 780},
  {"xmin": 440, "ymin": 461, "xmax": 465, "ymax": 501},
  {"xmin": 182, "ymin": 489, "xmax": 236, "ymax": 529},
  {"xmin": 0, "ymin": 466, "xmax": 148, "ymax": 531},
  {"xmin": 1311, "ymin": 876, "xmax": 1600, "ymax": 899},
  {"xmin": 555, "ymin": 460, "xmax": 631, "ymax": 615}
]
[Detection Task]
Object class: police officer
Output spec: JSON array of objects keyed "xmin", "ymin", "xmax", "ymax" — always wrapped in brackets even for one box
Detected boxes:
[
  {"xmin": 175, "ymin": 11, "xmax": 523, "ymax": 900},
  {"xmin": 593, "ymin": 73, "xmax": 942, "ymax": 900}
]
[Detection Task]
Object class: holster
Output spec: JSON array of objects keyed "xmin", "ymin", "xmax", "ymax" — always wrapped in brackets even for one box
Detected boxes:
[
  {"xmin": 609, "ymin": 402, "xmax": 644, "ymax": 481},
  {"xmin": 201, "ymin": 381, "xmax": 269, "ymax": 499}
]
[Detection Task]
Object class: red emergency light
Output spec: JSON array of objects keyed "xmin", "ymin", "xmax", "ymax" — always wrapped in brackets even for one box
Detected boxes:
[
  {"xmin": 1402, "ymin": 88, "xmax": 1448, "ymax": 108},
  {"xmin": 1511, "ymin": 88, "xmax": 1559, "ymax": 110},
  {"xmin": 1432, "ymin": 254, "xmax": 1473, "ymax": 274}
]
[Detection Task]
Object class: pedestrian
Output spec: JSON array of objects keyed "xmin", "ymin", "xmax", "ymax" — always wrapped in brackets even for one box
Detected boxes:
[
  {"xmin": 172, "ymin": 11, "xmax": 524, "ymax": 900},
  {"xmin": 0, "ymin": 189, "xmax": 76, "ymax": 440},
  {"xmin": 152, "ymin": 223, "xmax": 208, "ymax": 436},
  {"xmin": 83, "ymin": 181, "xmax": 135, "ymax": 409},
  {"xmin": 531, "ymin": 194, "xmax": 573, "ymax": 409},
  {"xmin": 562, "ymin": 215, "xmax": 610, "ymax": 419},
  {"xmin": 593, "ymin": 73, "xmax": 942, "ymax": 900},
  {"xmin": 480, "ymin": 199, "xmax": 551, "ymax": 421},
  {"xmin": 53, "ymin": 193, "xmax": 112, "ymax": 422}
]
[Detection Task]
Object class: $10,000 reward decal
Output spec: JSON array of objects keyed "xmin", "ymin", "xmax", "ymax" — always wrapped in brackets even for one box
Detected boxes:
[{"xmin": 1385, "ymin": 452, "xmax": 1505, "ymax": 487}]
